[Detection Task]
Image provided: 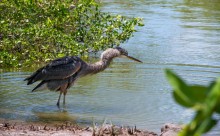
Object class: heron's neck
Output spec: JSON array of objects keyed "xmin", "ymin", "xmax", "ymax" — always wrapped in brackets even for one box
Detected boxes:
[
  {"xmin": 85, "ymin": 58, "xmax": 112, "ymax": 75},
  {"xmin": 88, "ymin": 59, "xmax": 112, "ymax": 74},
  {"xmin": 81, "ymin": 49, "xmax": 119, "ymax": 76}
]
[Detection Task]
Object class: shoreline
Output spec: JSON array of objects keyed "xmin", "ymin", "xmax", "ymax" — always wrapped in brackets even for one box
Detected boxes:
[{"xmin": 0, "ymin": 119, "xmax": 182, "ymax": 136}]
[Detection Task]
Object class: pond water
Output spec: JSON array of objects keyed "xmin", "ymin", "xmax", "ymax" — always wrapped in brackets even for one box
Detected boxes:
[{"xmin": 1, "ymin": 0, "xmax": 220, "ymax": 135}]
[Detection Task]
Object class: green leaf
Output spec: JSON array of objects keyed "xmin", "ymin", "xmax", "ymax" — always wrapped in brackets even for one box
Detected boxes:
[
  {"xmin": 205, "ymin": 79, "xmax": 220, "ymax": 114},
  {"xmin": 166, "ymin": 69, "xmax": 213, "ymax": 109},
  {"xmin": 197, "ymin": 117, "xmax": 217, "ymax": 134},
  {"xmin": 165, "ymin": 69, "xmax": 194, "ymax": 107},
  {"xmin": 57, "ymin": 53, "xmax": 65, "ymax": 58},
  {"xmin": 188, "ymin": 85, "xmax": 209, "ymax": 105},
  {"xmin": 173, "ymin": 85, "xmax": 209, "ymax": 110},
  {"xmin": 216, "ymin": 107, "xmax": 220, "ymax": 114},
  {"xmin": 215, "ymin": 81, "xmax": 220, "ymax": 113},
  {"xmin": 173, "ymin": 90, "xmax": 193, "ymax": 108}
]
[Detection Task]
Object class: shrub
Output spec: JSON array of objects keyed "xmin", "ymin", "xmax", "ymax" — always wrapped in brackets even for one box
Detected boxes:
[{"xmin": 0, "ymin": 0, "xmax": 143, "ymax": 67}]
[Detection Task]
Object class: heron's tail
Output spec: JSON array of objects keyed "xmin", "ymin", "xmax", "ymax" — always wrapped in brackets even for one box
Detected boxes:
[
  {"xmin": 32, "ymin": 81, "xmax": 47, "ymax": 92},
  {"xmin": 24, "ymin": 67, "xmax": 44, "ymax": 85}
]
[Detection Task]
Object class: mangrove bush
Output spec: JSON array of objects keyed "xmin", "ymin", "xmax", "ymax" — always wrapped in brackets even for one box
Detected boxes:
[{"xmin": 0, "ymin": 0, "xmax": 143, "ymax": 67}]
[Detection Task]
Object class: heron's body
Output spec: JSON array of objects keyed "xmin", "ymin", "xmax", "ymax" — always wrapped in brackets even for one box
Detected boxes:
[{"xmin": 25, "ymin": 47, "xmax": 142, "ymax": 107}]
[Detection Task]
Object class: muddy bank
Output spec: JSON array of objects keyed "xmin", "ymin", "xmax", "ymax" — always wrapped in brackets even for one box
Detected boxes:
[
  {"xmin": 0, "ymin": 120, "xmax": 182, "ymax": 136},
  {"xmin": 0, "ymin": 121, "xmax": 158, "ymax": 136}
]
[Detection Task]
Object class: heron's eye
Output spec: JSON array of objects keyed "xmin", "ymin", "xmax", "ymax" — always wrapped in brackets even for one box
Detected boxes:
[
  {"xmin": 122, "ymin": 50, "xmax": 128, "ymax": 56},
  {"xmin": 114, "ymin": 47, "xmax": 128, "ymax": 55}
]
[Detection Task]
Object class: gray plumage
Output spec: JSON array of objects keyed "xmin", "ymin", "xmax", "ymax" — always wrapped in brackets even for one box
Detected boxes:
[{"xmin": 24, "ymin": 47, "xmax": 142, "ymax": 107}]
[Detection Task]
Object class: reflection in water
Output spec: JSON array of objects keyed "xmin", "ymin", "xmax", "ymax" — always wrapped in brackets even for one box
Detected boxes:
[
  {"xmin": 33, "ymin": 106, "xmax": 76, "ymax": 123},
  {"xmin": 1, "ymin": 0, "xmax": 220, "ymax": 135}
]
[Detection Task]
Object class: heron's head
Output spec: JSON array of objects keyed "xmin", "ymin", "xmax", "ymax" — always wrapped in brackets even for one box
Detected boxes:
[
  {"xmin": 114, "ymin": 47, "xmax": 142, "ymax": 63},
  {"xmin": 101, "ymin": 47, "xmax": 142, "ymax": 63}
]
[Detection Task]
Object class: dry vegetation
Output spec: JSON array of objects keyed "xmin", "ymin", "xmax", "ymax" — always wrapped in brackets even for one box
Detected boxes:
[{"xmin": 0, "ymin": 121, "xmax": 158, "ymax": 136}]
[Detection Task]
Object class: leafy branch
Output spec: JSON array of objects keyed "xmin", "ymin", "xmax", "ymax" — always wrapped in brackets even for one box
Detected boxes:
[
  {"xmin": 165, "ymin": 69, "xmax": 220, "ymax": 136},
  {"xmin": 0, "ymin": 0, "xmax": 144, "ymax": 67}
]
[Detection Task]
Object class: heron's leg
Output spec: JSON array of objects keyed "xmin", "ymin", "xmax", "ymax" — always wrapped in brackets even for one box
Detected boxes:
[
  {"xmin": 63, "ymin": 90, "xmax": 67, "ymax": 105},
  {"xmin": 57, "ymin": 91, "xmax": 62, "ymax": 107}
]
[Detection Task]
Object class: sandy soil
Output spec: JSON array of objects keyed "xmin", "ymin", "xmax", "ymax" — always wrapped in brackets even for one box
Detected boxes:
[{"xmin": 0, "ymin": 120, "xmax": 158, "ymax": 136}]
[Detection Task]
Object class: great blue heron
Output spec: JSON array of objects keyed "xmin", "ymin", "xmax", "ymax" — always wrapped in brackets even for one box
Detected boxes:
[{"xmin": 24, "ymin": 47, "xmax": 142, "ymax": 107}]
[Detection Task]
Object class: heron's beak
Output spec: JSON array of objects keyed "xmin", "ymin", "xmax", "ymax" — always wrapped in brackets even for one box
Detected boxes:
[{"xmin": 125, "ymin": 55, "xmax": 143, "ymax": 63}]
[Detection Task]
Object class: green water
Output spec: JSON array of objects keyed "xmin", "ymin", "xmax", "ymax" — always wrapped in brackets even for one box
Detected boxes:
[{"xmin": 1, "ymin": 0, "xmax": 220, "ymax": 135}]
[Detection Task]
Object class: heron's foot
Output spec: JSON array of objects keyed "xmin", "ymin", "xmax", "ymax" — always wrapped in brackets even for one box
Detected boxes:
[{"xmin": 56, "ymin": 102, "xmax": 60, "ymax": 108}]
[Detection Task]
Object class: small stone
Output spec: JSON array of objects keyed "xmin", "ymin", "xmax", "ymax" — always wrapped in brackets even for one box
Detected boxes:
[
  {"xmin": 160, "ymin": 123, "xmax": 182, "ymax": 136},
  {"xmin": 0, "ymin": 123, "xmax": 3, "ymax": 127}
]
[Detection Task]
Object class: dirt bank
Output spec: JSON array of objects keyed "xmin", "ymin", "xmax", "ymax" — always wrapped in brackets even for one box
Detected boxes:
[{"xmin": 0, "ymin": 120, "xmax": 159, "ymax": 136}]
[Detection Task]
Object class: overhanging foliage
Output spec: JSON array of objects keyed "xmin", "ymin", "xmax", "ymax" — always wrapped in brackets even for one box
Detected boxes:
[{"xmin": 0, "ymin": 0, "xmax": 143, "ymax": 67}]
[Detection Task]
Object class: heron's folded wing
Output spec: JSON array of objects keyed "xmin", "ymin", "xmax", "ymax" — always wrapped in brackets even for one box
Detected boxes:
[{"xmin": 25, "ymin": 56, "xmax": 81, "ymax": 84}]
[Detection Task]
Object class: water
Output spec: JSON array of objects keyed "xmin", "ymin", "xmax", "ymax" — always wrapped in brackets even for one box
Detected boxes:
[{"xmin": 1, "ymin": 0, "xmax": 220, "ymax": 135}]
